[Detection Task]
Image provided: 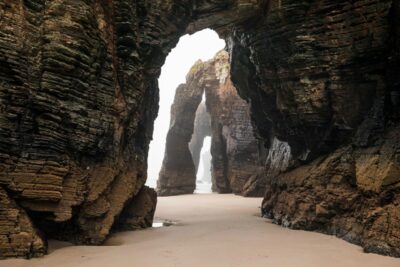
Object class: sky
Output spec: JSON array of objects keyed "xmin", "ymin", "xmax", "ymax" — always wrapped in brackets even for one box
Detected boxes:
[{"xmin": 146, "ymin": 29, "xmax": 226, "ymax": 188}]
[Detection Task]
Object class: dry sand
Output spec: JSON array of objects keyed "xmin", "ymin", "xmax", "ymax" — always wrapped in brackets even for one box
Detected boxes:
[{"xmin": 2, "ymin": 194, "xmax": 400, "ymax": 267}]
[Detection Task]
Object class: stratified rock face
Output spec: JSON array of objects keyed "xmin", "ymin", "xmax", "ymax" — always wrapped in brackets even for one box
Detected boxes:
[
  {"xmin": 262, "ymin": 125, "xmax": 400, "ymax": 256},
  {"xmin": 206, "ymin": 51, "xmax": 266, "ymax": 196},
  {"xmin": 1, "ymin": 0, "xmax": 399, "ymax": 259},
  {"xmin": 0, "ymin": 0, "xmax": 165, "ymax": 255},
  {"xmin": 189, "ymin": 102, "xmax": 212, "ymax": 172},
  {"xmin": 0, "ymin": 187, "xmax": 46, "ymax": 258},
  {"xmin": 228, "ymin": 0, "xmax": 400, "ymax": 257},
  {"xmin": 158, "ymin": 51, "xmax": 265, "ymax": 196},
  {"xmin": 230, "ymin": 0, "xmax": 396, "ymax": 159}
]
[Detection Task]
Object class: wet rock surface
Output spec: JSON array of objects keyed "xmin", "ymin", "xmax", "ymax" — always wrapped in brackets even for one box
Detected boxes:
[{"xmin": 0, "ymin": 0, "xmax": 399, "ymax": 259}]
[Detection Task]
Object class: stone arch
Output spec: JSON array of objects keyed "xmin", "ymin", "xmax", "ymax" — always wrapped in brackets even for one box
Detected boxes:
[
  {"xmin": 157, "ymin": 51, "xmax": 266, "ymax": 196},
  {"xmin": 0, "ymin": 0, "xmax": 399, "ymax": 258}
]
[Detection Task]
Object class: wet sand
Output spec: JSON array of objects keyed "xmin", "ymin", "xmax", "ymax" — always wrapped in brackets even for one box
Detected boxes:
[{"xmin": 2, "ymin": 194, "xmax": 400, "ymax": 267}]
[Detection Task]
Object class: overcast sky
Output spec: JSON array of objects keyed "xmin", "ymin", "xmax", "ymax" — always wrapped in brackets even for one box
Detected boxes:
[{"xmin": 146, "ymin": 29, "xmax": 226, "ymax": 188}]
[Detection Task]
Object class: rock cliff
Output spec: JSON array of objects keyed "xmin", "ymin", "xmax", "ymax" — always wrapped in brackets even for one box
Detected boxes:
[
  {"xmin": 0, "ymin": 0, "xmax": 399, "ymax": 258},
  {"xmin": 228, "ymin": 0, "xmax": 400, "ymax": 257}
]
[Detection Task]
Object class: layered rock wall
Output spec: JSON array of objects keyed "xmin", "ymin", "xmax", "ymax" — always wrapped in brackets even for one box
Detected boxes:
[
  {"xmin": 0, "ymin": 0, "xmax": 399, "ymax": 259},
  {"xmin": 205, "ymin": 52, "xmax": 266, "ymax": 196},
  {"xmin": 0, "ymin": 0, "xmax": 170, "ymax": 257},
  {"xmin": 228, "ymin": 0, "xmax": 400, "ymax": 257}
]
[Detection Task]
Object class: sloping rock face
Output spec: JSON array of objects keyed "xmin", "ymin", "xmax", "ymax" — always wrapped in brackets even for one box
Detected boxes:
[
  {"xmin": 157, "ymin": 51, "xmax": 265, "ymax": 196},
  {"xmin": 0, "ymin": 0, "xmax": 399, "ymax": 259}
]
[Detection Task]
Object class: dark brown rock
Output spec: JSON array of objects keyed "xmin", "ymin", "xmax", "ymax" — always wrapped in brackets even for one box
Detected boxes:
[
  {"xmin": 262, "ymin": 126, "xmax": 400, "ymax": 256},
  {"xmin": 226, "ymin": 0, "xmax": 400, "ymax": 257},
  {"xmin": 0, "ymin": 0, "xmax": 162, "ymax": 252},
  {"xmin": 114, "ymin": 186, "xmax": 157, "ymax": 231},
  {"xmin": 0, "ymin": 0, "xmax": 399, "ymax": 259},
  {"xmin": 0, "ymin": 186, "xmax": 46, "ymax": 259}
]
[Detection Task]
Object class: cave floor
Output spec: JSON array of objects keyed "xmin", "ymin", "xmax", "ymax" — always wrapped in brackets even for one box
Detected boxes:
[{"xmin": 2, "ymin": 194, "xmax": 400, "ymax": 267}]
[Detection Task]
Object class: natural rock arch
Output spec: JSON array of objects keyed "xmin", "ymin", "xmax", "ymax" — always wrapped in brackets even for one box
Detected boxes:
[
  {"xmin": 0, "ymin": 0, "xmax": 399, "ymax": 258},
  {"xmin": 157, "ymin": 51, "xmax": 266, "ymax": 196}
]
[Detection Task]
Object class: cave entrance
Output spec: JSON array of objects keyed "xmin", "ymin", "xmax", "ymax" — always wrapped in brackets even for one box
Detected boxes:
[
  {"xmin": 146, "ymin": 29, "xmax": 225, "ymax": 193},
  {"xmin": 150, "ymin": 27, "xmax": 266, "ymax": 197}
]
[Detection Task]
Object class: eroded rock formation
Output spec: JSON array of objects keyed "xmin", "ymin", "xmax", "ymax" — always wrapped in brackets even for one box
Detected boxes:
[
  {"xmin": 228, "ymin": 0, "xmax": 400, "ymax": 257},
  {"xmin": 0, "ymin": 0, "xmax": 162, "ymax": 257},
  {"xmin": 0, "ymin": 0, "xmax": 399, "ymax": 259},
  {"xmin": 157, "ymin": 66, "xmax": 206, "ymax": 195},
  {"xmin": 157, "ymin": 51, "xmax": 265, "ymax": 196},
  {"xmin": 206, "ymin": 52, "xmax": 266, "ymax": 196},
  {"xmin": 113, "ymin": 186, "xmax": 157, "ymax": 231}
]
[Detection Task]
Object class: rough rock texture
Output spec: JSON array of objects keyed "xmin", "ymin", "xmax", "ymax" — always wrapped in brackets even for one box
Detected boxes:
[
  {"xmin": 0, "ymin": 0, "xmax": 170, "ymax": 257},
  {"xmin": 228, "ymin": 0, "xmax": 400, "ymax": 257},
  {"xmin": 189, "ymin": 102, "xmax": 211, "ymax": 172},
  {"xmin": 262, "ymin": 125, "xmax": 400, "ymax": 256},
  {"xmin": 0, "ymin": 186, "xmax": 46, "ymax": 258},
  {"xmin": 1, "ymin": 0, "xmax": 399, "ymax": 259},
  {"xmin": 113, "ymin": 186, "xmax": 157, "ymax": 231},
  {"xmin": 206, "ymin": 52, "xmax": 266, "ymax": 196},
  {"xmin": 157, "ymin": 51, "xmax": 265, "ymax": 196},
  {"xmin": 157, "ymin": 69, "xmax": 205, "ymax": 196}
]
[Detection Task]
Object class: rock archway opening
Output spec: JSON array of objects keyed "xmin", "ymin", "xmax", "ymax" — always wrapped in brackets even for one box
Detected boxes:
[
  {"xmin": 154, "ymin": 41, "xmax": 268, "ymax": 197},
  {"xmin": 195, "ymin": 136, "xmax": 212, "ymax": 194},
  {"xmin": 1, "ymin": 0, "xmax": 399, "ymax": 260},
  {"xmin": 146, "ymin": 29, "xmax": 225, "ymax": 190}
]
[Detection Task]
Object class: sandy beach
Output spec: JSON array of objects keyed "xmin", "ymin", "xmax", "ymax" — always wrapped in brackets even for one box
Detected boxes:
[{"xmin": 1, "ymin": 194, "xmax": 399, "ymax": 267}]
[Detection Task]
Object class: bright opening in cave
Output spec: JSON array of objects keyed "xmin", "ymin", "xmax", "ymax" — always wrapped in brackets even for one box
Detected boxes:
[
  {"xmin": 146, "ymin": 29, "xmax": 225, "ymax": 189},
  {"xmin": 195, "ymin": 136, "xmax": 212, "ymax": 193}
]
